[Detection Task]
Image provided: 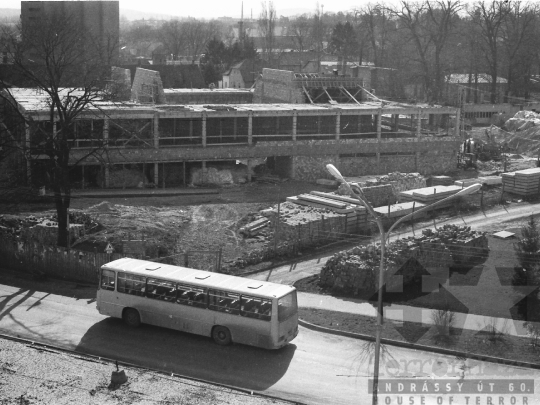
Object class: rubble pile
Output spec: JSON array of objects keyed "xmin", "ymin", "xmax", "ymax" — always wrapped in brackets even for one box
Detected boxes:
[
  {"xmin": 0, "ymin": 211, "xmax": 98, "ymax": 245},
  {"xmin": 504, "ymin": 111, "xmax": 540, "ymax": 154},
  {"xmin": 320, "ymin": 225, "xmax": 488, "ymax": 294}
]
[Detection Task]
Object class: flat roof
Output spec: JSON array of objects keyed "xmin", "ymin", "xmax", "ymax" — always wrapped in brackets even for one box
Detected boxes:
[
  {"xmin": 103, "ymin": 257, "xmax": 294, "ymax": 299},
  {"xmin": 6, "ymin": 88, "xmax": 458, "ymax": 116},
  {"xmin": 164, "ymin": 88, "xmax": 252, "ymax": 94}
]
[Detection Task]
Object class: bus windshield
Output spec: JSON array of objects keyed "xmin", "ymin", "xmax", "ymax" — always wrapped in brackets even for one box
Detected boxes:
[{"xmin": 277, "ymin": 291, "xmax": 297, "ymax": 322}]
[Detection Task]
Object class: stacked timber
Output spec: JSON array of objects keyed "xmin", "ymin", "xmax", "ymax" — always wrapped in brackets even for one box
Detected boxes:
[
  {"xmin": 373, "ymin": 201, "xmax": 427, "ymax": 219},
  {"xmin": 286, "ymin": 193, "xmax": 368, "ymax": 231},
  {"xmin": 430, "ymin": 176, "xmax": 453, "ymax": 186},
  {"xmin": 239, "ymin": 218, "xmax": 270, "ymax": 237},
  {"xmin": 454, "ymin": 179, "xmax": 482, "ymax": 188},
  {"xmin": 455, "ymin": 176, "xmax": 502, "ymax": 188},
  {"xmin": 502, "ymin": 168, "xmax": 540, "ymax": 196},
  {"xmin": 399, "ymin": 185, "xmax": 462, "ymax": 208}
]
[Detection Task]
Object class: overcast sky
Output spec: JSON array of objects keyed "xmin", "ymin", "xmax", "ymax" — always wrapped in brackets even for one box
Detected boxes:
[{"xmin": 4, "ymin": 0, "xmax": 371, "ymax": 19}]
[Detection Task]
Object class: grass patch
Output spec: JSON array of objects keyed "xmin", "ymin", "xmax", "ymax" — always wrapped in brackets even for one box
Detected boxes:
[{"xmin": 299, "ymin": 307, "xmax": 540, "ymax": 364}]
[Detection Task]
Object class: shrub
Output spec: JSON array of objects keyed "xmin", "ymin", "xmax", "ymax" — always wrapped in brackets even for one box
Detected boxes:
[{"xmin": 514, "ymin": 215, "xmax": 540, "ymax": 271}]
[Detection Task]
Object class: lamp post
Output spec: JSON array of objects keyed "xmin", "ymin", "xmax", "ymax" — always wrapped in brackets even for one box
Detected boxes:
[{"xmin": 325, "ymin": 164, "xmax": 480, "ymax": 405}]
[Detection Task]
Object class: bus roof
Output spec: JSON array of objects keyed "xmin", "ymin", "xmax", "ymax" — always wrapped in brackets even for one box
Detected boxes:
[{"xmin": 102, "ymin": 258, "xmax": 295, "ymax": 299}]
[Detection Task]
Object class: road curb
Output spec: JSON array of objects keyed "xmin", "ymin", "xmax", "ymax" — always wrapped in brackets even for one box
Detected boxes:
[
  {"xmin": 298, "ymin": 318, "xmax": 540, "ymax": 370},
  {"xmin": 0, "ymin": 332, "xmax": 305, "ymax": 405}
]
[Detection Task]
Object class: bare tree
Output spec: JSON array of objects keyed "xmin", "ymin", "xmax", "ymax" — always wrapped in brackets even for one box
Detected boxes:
[
  {"xmin": 390, "ymin": 0, "xmax": 461, "ymax": 103},
  {"xmin": 183, "ymin": 19, "xmax": 221, "ymax": 64},
  {"xmin": 501, "ymin": 1, "xmax": 538, "ymax": 100},
  {"xmin": 0, "ymin": 11, "xmax": 115, "ymax": 247},
  {"xmin": 290, "ymin": 14, "xmax": 312, "ymax": 53},
  {"xmin": 469, "ymin": 1, "xmax": 511, "ymax": 103},
  {"xmin": 158, "ymin": 19, "xmax": 186, "ymax": 61},
  {"xmin": 258, "ymin": 1, "xmax": 277, "ymax": 62},
  {"xmin": 355, "ymin": 4, "xmax": 394, "ymax": 68}
]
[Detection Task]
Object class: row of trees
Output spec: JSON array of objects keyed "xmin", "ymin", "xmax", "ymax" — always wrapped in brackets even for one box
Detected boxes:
[{"xmin": 251, "ymin": 1, "xmax": 540, "ymax": 104}]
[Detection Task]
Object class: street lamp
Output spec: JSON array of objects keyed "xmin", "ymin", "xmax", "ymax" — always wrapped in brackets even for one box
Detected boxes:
[{"xmin": 325, "ymin": 164, "xmax": 480, "ymax": 405}]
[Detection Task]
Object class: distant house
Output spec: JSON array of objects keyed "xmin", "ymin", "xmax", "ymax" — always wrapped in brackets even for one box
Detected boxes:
[
  {"xmin": 151, "ymin": 44, "xmax": 167, "ymax": 65},
  {"xmin": 406, "ymin": 73, "xmax": 508, "ymax": 104},
  {"xmin": 222, "ymin": 59, "xmax": 265, "ymax": 89},
  {"xmin": 444, "ymin": 73, "xmax": 508, "ymax": 105}
]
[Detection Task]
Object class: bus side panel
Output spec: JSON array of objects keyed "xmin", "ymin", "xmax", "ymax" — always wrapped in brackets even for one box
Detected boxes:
[
  {"xmin": 226, "ymin": 315, "xmax": 272, "ymax": 348},
  {"xmin": 96, "ymin": 290, "xmax": 124, "ymax": 319}
]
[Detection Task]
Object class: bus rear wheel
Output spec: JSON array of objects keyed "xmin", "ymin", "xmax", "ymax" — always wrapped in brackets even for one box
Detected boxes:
[
  {"xmin": 212, "ymin": 326, "xmax": 232, "ymax": 346},
  {"xmin": 123, "ymin": 308, "xmax": 141, "ymax": 327}
]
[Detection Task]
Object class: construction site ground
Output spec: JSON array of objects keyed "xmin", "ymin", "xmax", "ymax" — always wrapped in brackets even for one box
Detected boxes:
[{"xmin": 2, "ymin": 149, "xmax": 540, "ymax": 276}]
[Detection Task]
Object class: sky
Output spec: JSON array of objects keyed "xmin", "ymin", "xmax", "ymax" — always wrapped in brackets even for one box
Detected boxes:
[{"xmin": 3, "ymin": 0, "xmax": 369, "ymax": 19}]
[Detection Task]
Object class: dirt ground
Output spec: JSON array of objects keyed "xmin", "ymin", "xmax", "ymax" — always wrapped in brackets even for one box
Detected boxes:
[
  {"xmin": 0, "ymin": 180, "xmax": 337, "ymax": 274},
  {"xmin": 0, "ymin": 337, "xmax": 291, "ymax": 405}
]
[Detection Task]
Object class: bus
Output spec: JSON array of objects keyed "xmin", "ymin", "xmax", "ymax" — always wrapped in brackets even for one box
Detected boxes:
[{"xmin": 96, "ymin": 258, "xmax": 298, "ymax": 350}]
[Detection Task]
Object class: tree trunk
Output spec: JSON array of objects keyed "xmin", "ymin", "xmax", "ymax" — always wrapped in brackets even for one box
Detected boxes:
[{"xmin": 54, "ymin": 192, "xmax": 69, "ymax": 248}]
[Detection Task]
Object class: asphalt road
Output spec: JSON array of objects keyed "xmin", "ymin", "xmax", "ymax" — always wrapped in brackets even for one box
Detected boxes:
[{"xmin": 1, "ymin": 283, "xmax": 540, "ymax": 404}]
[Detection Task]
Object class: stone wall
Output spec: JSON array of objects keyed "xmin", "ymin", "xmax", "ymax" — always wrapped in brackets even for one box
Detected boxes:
[
  {"xmin": 253, "ymin": 68, "xmax": 305, "ymax": 103},
  {"xmin": 291, "ymin": 145, "xmax": 456, "ymax": 182}
]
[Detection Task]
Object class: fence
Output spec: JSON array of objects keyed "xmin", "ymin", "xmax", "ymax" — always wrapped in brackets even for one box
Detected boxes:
[
  {"xmin": 153, "ymin": 249, "xmax": 222, "ymax": 272},
  {"xmin": 0, "ymin": 236, "xmax": 224, "ymax": 284},
  {"xmin": 0, "ymin": 236, "xmax": 125, "ymax": 285}
]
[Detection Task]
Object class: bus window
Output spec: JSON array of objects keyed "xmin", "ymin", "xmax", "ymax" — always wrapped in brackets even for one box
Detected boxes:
[
  {"xmin": 209, "ymin": 290, "xmax": 241, "ymax": 314},
  {"xmin": 278, "ymin": 292, "xmax": 297, "ymax": 322},
  {"xmin": 117, "ymin": 272, "xmax": 146, "ymax": 297},
  {"xmin": 147, "ymin": 278, "xmax": 176, "ymax": 302},
  {"xmin": 177, "ymin": 284, "xmax": 207, "ymax": 308},
  {"xmin": 101, "ymin": 269, "xmax": 115, "ymax": 291},
  {"xmin": 240, "ymin": 295, "xmax": 271, "ymax": 321}
]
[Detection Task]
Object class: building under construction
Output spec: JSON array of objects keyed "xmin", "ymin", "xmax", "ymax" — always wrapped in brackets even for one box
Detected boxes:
[{"xmin": 4, "ymin": 68, "xmax": 461, "ymax": 189}]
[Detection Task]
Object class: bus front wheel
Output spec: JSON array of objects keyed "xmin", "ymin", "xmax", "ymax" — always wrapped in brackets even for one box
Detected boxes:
[
  {"xmin": 123, "ymin": 308, "xmax": 141, "ymax": 327},
  {"xmin": 212, "ymin": 326, "xmax": 232, "ymax": 346}
]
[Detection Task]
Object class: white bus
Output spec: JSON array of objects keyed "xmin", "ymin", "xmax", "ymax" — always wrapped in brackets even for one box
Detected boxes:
[{"xmin": 96, "ymin": 258, "xmax": 298, "ymax": 350}]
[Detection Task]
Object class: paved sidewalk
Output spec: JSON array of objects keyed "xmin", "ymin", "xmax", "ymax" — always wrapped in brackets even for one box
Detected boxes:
[{"xmin": 247, "ymin": 202, "xmax": 540, "ymax": 338}]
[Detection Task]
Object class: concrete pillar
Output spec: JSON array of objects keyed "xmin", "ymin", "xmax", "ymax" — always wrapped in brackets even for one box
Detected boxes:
[
  {"xmin": 153, "ymin": 112, "xmax": 159, "ymax": 148},
  {"xmin": 415, "ymin": 151, "xmax": 420, "ymax": 171},
  {"xmin": 376, "ymin": 152, "xmax": 381, "ymax": 174},
  {"xmin": 393, "ymin": 114, "xmax": 399, "ymax": 133},
  {"xmin": 105, "ymin": 165, "xmax": 110, "ymax": 188},
  {"xmin": 377, "ymin": 110, "xmax": 382, "ymax": 141},
  {"xmin": 248, "ymin": 111, "xmax": 253, "ymax": 145},
  {"xmin": 247, "ymin": 159, "xmax": 252, "ymax": 182},
  {"xmin": 189, "ymin": 119, "xmax": 193, "ymax": 141},
  {"xmin": 455, "ymin": 107, "xmax": 461, "ymax": 138},
  {"xmin": 25, "ymin": 122, "xmax": 30, "ymax": 185},
  {"xmin": 292, "ymin": 111, "xmax": 297, "ymax": 141},
  {"xmin": 103, "ymin": 118, "xmax": 109, "ymax": 146},
  {"xmin": 81, "ymin": 165, "xmax": 85, "ymax": 189},
  {"xmin": 154, "ymin": 162, "xmax": 159, "ymax": 185},
  {"xmin": 335, "ymin": 113, "xmax": 340, "ymax": 141},
  {"xmin": 202, "ymin": 161, "xmax": 207, "ymax": 184},
  {"xmin": 416, "ymin": 110, "xmax": 422, "ymax": 137},
  {"xmin": 233, "ymin": 117, "xmax": 237, "ymax": 140},
  {"xmin": 202, "ymin": 114, "xmax": 207, "ymax": 147}
]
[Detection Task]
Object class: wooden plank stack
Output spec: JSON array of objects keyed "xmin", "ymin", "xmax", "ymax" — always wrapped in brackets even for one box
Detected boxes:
[
  {"xmin": 373, "ymin": 201, "xmax": 428, "ymax": 219},
  {"xmin": 399, "ymin": 185, "xmax": 462, "ymax": 208},
  {"xmin": 286, "ymin": 193, "xmax": 369, "ymax": 232},
  {"xmin": 430, "ymin": 176, "xmax": 454, "ymax": 186},
  {"xmin": 502, "ymin": 168, "xmax": 540, "ymax": 196}
]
